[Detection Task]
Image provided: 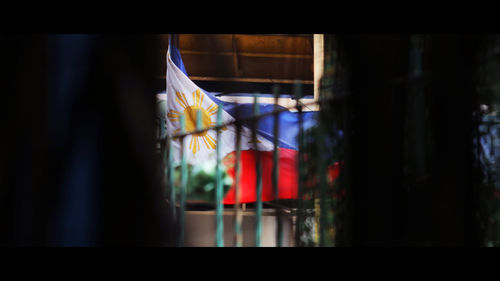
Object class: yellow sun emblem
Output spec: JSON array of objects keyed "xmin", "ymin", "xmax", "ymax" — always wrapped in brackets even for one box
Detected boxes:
[{"xmin": 167, "ymin": 89, "xmax": 226, "ymax": 155}]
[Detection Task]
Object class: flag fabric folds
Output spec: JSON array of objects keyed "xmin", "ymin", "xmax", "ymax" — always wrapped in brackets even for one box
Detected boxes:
[
  {"xmin": 166, "ymin": 47, "xmax": 273, "ymax": 165},
  {"xmin": 165, "ymin": 42, "xmax": 317, "ymax": 204}
]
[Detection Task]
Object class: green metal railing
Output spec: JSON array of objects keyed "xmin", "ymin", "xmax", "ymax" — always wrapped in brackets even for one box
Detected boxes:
[
  {"xmin": 272, "ymin": 85, "xmax": 283, "ymax": 247},
  {"xmin": 234, "ymin": 111, "xmax": 243, "ymax": 247},
  {"xmin": 179, "ymin": 114, "xmax": 187, "ymax": 247},
  {"xmin": 252, "ymin": 94, "xmax": 263, "ymax": 247},
  {"xmin": 159, "ymin": 85, "xmax": 341, "ymax": 247},
  {"xmin": 159, "ymin": 36, "xmax": 344, "ymax": 247},
  {"xmin": 215, "ymin": 106, "xmax": 224, "ymax": 247}
]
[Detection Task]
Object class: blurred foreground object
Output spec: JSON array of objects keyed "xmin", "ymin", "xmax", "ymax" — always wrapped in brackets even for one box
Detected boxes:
[{"xmin": 0, "ymin": 35, "xmax": 173, "ymax": 246}]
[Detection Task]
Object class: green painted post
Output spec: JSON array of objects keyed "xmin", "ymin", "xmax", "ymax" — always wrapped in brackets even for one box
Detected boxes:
[
  {"xmin": 272, "ymin": 84, "xmax": 283, "ymax": 247},
  {"xmin": 167, "ymin": 136, "xmax": 176, "ymax": 221},
  {"xmin": 196, "ymin": 108, "xmax": 202, "ymax": 131},
  {"xmin": 253, "ymin": 94, "xmax": 262, "ymax": 247},
  {"xmin": 162, "ymin": 137, "xmax": 168, "ymax": 198},
  {"xmin": 215, "ymin": 106, "xmax": 224, "ymax": 247},
  {"xmin": 234, "ymin": 112, "xmax": 243, "ymax": 247},
  {"xmin": 179, "ymin": 114, "xmax": 187, "ymax": 247}
]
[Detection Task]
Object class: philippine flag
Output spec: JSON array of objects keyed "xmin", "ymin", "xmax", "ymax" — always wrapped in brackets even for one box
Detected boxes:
[{"xmin": 164, "ymin": 42, "xmax": 318, "ymax": 204}]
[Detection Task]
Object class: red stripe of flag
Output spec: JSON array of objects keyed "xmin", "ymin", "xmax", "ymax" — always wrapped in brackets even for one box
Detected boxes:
[
  {"xmin": 222, "ymin": 149, "xmax": 342, "ymax": 204},
  {"xmin": 222, "ymin": 148, "xmax": 299, "ymax": 204}
]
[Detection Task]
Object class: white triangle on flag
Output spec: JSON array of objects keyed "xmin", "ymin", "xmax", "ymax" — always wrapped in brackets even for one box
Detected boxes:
[{"xmin": 165, "ymin": 49, "xmax": 273, "ymax": 165}]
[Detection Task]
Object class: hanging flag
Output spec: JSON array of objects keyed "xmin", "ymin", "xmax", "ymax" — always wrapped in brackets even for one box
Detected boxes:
[
  {"xmin": 166, "ymin": 46, "xmax": 273, "ymax": 165},
  {"xmin": 165, "ymin": 42, "xmax": 319, "ymax": 204}
]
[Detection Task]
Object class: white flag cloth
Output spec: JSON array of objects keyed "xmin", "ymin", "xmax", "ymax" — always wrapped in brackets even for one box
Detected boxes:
[{"xmin": 165, "ymin": 49, "xmax": 273, "ymax": 165}]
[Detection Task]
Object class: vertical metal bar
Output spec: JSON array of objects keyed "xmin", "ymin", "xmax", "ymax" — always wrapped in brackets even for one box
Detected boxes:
[
  {"xmin": 162, "ymin": 136, "xmax": 172, "ymax": 247},
  {"xmin": 215, "ymin": 106, "xmax": 224, "ymax": 247},
  {"xmin": 253, "ymin": 94, "xmax": 262, "ymax": 247},
  {"xmin": 294, "ymin": 81, "xmax": 304, "ymax": 246},
  {"xmin": 234, "ymin": 106, "xmax": 243, "ymax": 247},
  {"xmin": 196, "ymin": 109, "xmax": 202, "ymax": 131},
  {"xmin": 179, "ymin": 113, "xmax": 187, "ymax": 247},
  {"xmin": 162, "ymin": 136, "xmax": 168, "ymax": 198},
  {"xmin": 160, "ymin": 117, "xmax": 166, "ymax": 139},
  {"xmin": 272, "ymin": 84, "xmax": 283, "ymax": 247},
  {"xmin": 167, "ymin": 136, "xmax": 176, "ymax": 221}
]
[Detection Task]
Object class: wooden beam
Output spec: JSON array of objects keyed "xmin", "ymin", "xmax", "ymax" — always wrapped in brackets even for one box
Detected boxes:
[
  {"xmin": 178, "ymin": 50, "xmax": 313, "ymax": 60},
  {"xmin": 217, "ymin": 96, "xmax": 319, "ymax": 112},
  {"xmin": 188, "ymin": 76, "xmax": 314, "ymax": 84},
  {"xmin": 157, "ymin": 75, "xmax": 313, "ymax": 84},
  {"xmin": 177, "ymin": 34, "xmax": 313, "ymax": 55}
]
